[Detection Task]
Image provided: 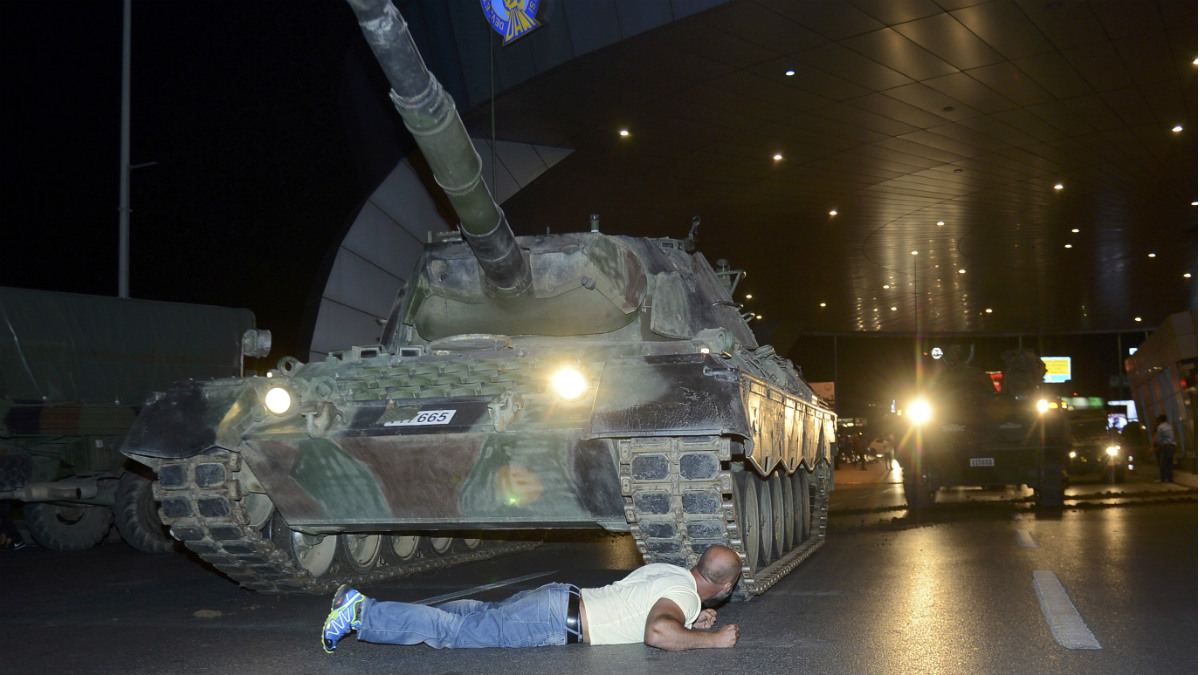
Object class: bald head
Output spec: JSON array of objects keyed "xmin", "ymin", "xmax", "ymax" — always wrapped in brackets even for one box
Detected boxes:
[{"xmin": 695, "ymin": 545, "xmax": 742, "ymax": 587}]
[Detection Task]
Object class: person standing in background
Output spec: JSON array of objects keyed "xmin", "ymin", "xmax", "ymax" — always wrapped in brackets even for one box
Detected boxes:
[{"xmin": 1153, "ymin": 414, "xmax": 1177, "ymax": 483}]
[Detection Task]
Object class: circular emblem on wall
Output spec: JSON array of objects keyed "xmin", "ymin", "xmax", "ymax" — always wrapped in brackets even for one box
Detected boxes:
[{"xmin": 480, "ymin": 0, "xmax": 541, "ymax": 45}]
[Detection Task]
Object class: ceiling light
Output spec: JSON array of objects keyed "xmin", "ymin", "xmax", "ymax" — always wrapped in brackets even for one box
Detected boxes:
[
  {"xmin": 745, "ymin": 293, "xmax": 753, "ymax": 299},
  {"xmin": 911, "ymin": 250, "xmax": 918, "ymax": 256},
  {"xmin": 1172, "ymin": 125, "xmax": 1183, "ymax": 133},
  {"xmin": 1071, "ymin": 228, "xmax": 1080, "ymax": 233},
  {"xmin": 829, "ymin": 209, "xmax": 837, "ymax": 216},
  {"xmin": 773, "ymin": 153, "xmax": 783, "ymax": 161},
  {"xmin": 820, "ymin": 302, "xmax": 827, "ymax": 307},
  {"xmin": 890, "ymin": 306, "xmax": 898, "ymax": 311},
  {"xmin": 958, "ymin": 269, "xmax": 966, "ymax": 274},
  {"xmin": 937, "ymin": 221, "xmax": 945, "ymax": 226},
  {"xmin": 1185, "ymin": 273, "xmax": 1193, "ymax": 279},
  {"xmin": 883, "ymin": 284, "xmax": 891, "ymax": 289},
  {"xmin": 1065, "ymin": 244, "xmax": 1072, "ymax": 249},
  {"xmin": 985, "ymin": 308, "xmax": 993, "ymax": 313},
  {"xmin": 1148, "ymin": 253, "xmax": 1157, "ymax": 258},
  {"xmin": 756, "ymin": 314, "xmax": 763, "ymax": 320},
  {"xmin": 785, "ymin": 69, "xmax": 795, "ymax": 76},
  {"xmin": 1054, "ymin": 183, "xmax": 1064, "ymax": 190},
  {"xmin": 1135, "ymin": 317, "xmax": 1143, "ymax": 322}
]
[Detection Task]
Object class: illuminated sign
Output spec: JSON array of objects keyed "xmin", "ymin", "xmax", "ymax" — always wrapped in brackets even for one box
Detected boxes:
[
  {"xmin": 1041, "ymin": 356, "xmax": 1072, "ymax": 383},
  {"xmin": 481, "ymin": 0, "xmax": 541, "ymax": 45},
  {"xmin": 931, "ymin": 347, "xmax": 943, "ymax": 360}
]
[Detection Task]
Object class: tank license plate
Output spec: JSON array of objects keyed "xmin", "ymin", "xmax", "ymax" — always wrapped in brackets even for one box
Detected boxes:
[
  {"xmin": 969, "ymin": 457, "xmax": 995, "ymax": 467},
  {"xmin": 383, "ymin": 409, "xmax": 458, "ymax": 427}
]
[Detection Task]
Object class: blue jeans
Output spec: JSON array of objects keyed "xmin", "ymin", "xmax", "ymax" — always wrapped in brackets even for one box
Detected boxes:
[{"xmin": 357, "ymin": 582, "xmax": 575, "ymax": 649}]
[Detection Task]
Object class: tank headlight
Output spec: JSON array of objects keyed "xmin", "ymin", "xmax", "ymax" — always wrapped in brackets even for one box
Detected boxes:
[
  {"xmin": 909, "ymin": 398, "xmax": 933, "ymax": 425},
  {"xmin": 1105, "ymin": 446, "xmax": 1119, "ymax": 457},
  {"xmin": 264, "ymin": 386, "xmax": 293, "ymax": 415},
  {"xmin": 550, "ymin": 368, "xmax": 588, "ymax": 401}
]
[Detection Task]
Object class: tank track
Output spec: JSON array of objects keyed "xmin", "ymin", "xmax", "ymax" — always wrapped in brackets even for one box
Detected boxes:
[
  {"xmin": 620, "ymin": 435, "xmax": 828, "ymax": 598},
  {"xmin": 154, "ymin": 448, "xmax": 536, "ymax": 594}
]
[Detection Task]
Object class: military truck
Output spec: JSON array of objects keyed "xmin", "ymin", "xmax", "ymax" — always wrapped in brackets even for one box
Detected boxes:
[
  {"xmin": 898, "ymin": 348, "xmax": 1070, "ymax": 508},
  {"xmin": 0, "ymin": 286, "xmax": 268, "ymax": 551},
  {"xmin": 120, "ymin": 0, "xmax": 835, "ymax": 598}
]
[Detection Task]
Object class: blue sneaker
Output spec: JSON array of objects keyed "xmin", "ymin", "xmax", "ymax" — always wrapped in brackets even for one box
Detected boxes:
[{"xmin": 322, "ymin": 585, "xmax": 364, "ymax": 653}]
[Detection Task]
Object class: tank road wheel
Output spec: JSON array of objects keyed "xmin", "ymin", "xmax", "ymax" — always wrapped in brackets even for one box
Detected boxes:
[
  {"xmin": 452, "ymin": 535, "xmax": 483, "ymax": 552},
  {"xmin": 386, "ymin": 534, "xmax": 422, "ymax": 562},
  {"xmin": 25, "ymin": 502, "xmax": 113, "ymax": 552},
  {"xmin": 733, "ymin": 472, "xmax": 761, "ymax": 574},
  {"xmin": 779, "ymin": 471, "xmax": 795, "ymax": 553},
  {"xmin": 766, "ymin": 472, "xmax": 786, "ymax": 560},
  {"xmin": 340, "ymin": 533, "xmax": 383, "ymax": 572},
  {"xmin": 424, "ymin": 536, "xmax": 454, "ymax": 556},
  {"xmin": 792, "ymin": 470, "xmax": 812, "ymax": 544},
  {"xmin": 113, "ymin": 470, "xmax": 175, "ymax": 553},
  {"xmin": 278, "ymin": 518, "xmax": 337, "ymax": 578},
  {"xmin": 754, "ymin": 471, "xmax": 776, "ymax": 566}
]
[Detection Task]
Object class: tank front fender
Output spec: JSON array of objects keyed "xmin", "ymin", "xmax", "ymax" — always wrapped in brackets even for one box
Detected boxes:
[
  {"xmin": 587, "ymin": 353, "xmax": 751, "ymax": 439},
  {"xmin": 121, "ymin": 379, "xmax": 258, "ymax": 460}
]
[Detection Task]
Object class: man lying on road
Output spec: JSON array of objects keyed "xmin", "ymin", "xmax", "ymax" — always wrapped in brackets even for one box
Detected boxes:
[{"xmin": 322, "ymin": 544, "xmax": 743, "ymax": 651}]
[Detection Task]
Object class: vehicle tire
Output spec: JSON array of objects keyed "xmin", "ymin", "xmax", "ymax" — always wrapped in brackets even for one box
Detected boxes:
[
  {"xmin": 902, "ymin": 467, "xmax": 933, "ymax": 510},
  {"xmin": 1036, "ymin": 464, "xmax": 1066, "ymax": 507},
  {"xmin": 25, "ymin": 501, "xmax": 113, "ymax": 551},
  {"xmin": 113, "ymin": 471, "xmax": 175, "ymax": 553}
]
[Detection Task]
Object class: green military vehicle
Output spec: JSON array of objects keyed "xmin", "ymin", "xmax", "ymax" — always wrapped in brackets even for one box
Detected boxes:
[
  {"xmin": 898, "ymin": 348, "xmax": 1071, "ymax": 509},
  {"xmin": 0, "ymin": 287, "xmax": 267, "ymax": 551},
  {"xmin": 120, "ymin": 0, "xmax": 836, "ymax": 598}
]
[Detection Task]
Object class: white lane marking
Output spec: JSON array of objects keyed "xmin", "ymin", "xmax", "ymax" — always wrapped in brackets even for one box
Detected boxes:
[
  {"xmin": 416, "ymin": 571, "xmax": 556, "ymax": 605},
  {"xmin": 1016, "ymin": 530, "xmax": 1038, "ymax": 548},
  {"xmin": 1033, "ymin": 570, "xmax": 1102, "ymax": 650}
]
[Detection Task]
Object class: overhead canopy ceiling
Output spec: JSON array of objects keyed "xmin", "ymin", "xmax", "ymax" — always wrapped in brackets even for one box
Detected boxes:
[{"xmin": 451, "ymin": 0, "xmax": 1197, "ymax": 337}]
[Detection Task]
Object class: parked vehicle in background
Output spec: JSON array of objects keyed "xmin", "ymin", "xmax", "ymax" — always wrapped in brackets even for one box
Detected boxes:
[
  {"xmin": 0, "ymin": 287, "xmax": 267, "ymax": 551},
  {"xmin": 1066, "ymin": 414, "xmax": 1128, "ymax": 483}
]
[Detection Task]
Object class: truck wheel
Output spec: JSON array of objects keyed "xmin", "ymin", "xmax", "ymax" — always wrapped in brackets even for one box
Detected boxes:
[
  {"xmin": 902, "ymin": 469, "xmax": 933, "ymax": 510},
  {"xmin": 1036, "ymin": 465, "xmax": 1066, "ymax": 507},
  {"xmin": 25, "ymin": 502, "xmax": 113, "ymax": 551},
  {"xmin": 114, "ymin": 471, "xmax": 175, "ymax": 553}
]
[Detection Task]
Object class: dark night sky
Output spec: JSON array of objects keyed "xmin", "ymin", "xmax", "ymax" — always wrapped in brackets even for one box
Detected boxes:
[
  {"xmin": 1, "ymin": 1, "xmax": 394, "ymax": 359},
  {"xmin": 1, "ymin": 1, "xmax": 1152, "ymax": 421}
]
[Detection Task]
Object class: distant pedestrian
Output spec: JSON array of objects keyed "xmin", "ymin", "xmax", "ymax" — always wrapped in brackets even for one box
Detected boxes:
[
  {"xmin": 883, "ymin": 434, "xmax": 896, "ymax": 470},
  {"xmin": 1153, "ymin": 414, "xmax": 1177, "ymax": 483}
]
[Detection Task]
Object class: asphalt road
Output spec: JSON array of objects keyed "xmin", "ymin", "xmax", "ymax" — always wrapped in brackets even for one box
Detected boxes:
[{"xmin": 1, "ymin": 468, "xmax": 1195, "ymax": 675}]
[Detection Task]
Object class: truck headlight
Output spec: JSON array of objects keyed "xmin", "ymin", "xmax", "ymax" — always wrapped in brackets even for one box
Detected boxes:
[
  {"xmin": 550, "ymin": 367, "xmax": 587, "ymax": 401},
  {"xmin": 264, "ymin": 386, "xmax": 293, "ymax": 415},
  {"xmin": 1037, "ymin": 399, "xmax": 1051, "ymax": 414},
  {"xmin": 909, "ymin": 398, "xmax": 933, "ymax": 425}
]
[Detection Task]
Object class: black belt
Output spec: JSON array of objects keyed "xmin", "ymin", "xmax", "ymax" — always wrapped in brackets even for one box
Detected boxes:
[{"xmin": 565, "ymin": 586, "xmax": 582, "ymax": 644}]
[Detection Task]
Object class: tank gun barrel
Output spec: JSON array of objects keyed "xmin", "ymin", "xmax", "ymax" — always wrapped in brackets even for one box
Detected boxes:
[{"xmin": 346, "ymin": 0, "xmax": 531, "ymax": 295}]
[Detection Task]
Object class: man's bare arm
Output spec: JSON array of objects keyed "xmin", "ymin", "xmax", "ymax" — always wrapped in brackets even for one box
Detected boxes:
[{"xmin": 643, "ymin": 598, "xmax": 739, "ymax": 651}]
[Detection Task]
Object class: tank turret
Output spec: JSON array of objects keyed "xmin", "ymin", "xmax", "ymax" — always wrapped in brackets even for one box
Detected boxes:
[{"xmin": 346, "ymin": 0, "xmax": 530, "ymax": 296}]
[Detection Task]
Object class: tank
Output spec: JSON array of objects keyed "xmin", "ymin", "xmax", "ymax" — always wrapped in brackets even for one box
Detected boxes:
[
  {"xmin": 896, "ymin": 348, "xmax": 1071, "ymax": 508},
  {"xmin": 120, "ymin": 0, "xmax": 836, "ymax": 597}
]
